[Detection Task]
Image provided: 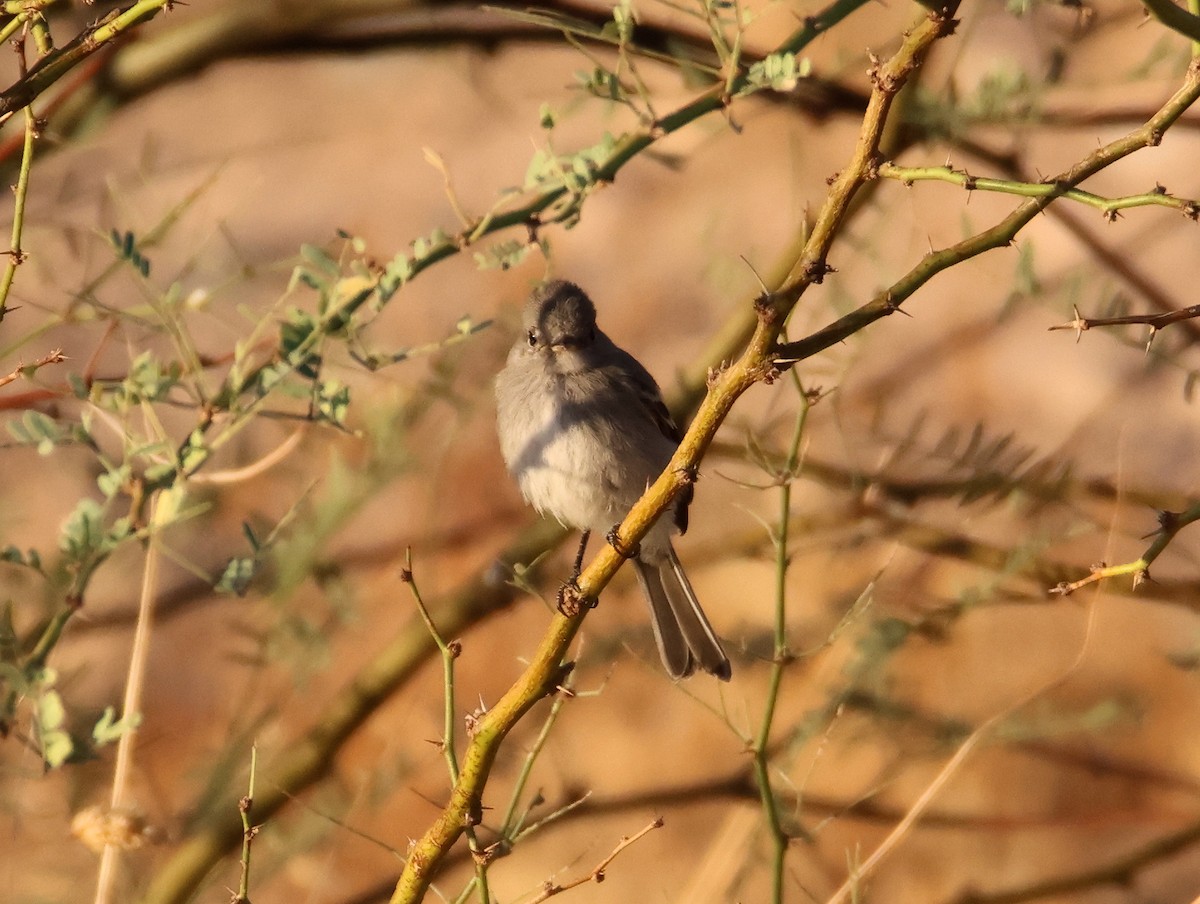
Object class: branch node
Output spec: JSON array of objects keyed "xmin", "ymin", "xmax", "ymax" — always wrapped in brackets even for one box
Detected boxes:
[{"xmin": 801, "ymin": 258, "xmax": 833, "ymax": 284}]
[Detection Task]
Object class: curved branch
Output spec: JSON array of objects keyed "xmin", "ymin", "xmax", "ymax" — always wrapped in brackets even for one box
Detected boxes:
[
  {"xmin": 0, "ymin": 0, "xmax": 173, "ymax": 122},
  {"xmin": 387, "ymin": 4, "xmax": 962, "ymax": 901},
  {"xmin": 773, "ymin": 60, "xmax": 1200, "ymax": 366},
  {"xmin": 1141, "ymin": 0, "xmax": 1200, "ymax": 44}
]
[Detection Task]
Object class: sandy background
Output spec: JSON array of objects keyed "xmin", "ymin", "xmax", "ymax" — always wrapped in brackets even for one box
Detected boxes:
[{"xmin": 2, "ymin": 1, "xmax": 1200, "ymax": 902}]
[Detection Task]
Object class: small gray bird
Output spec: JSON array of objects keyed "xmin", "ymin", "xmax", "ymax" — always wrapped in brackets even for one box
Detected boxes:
[{"xmin": 495, "ymin": 279, "xmax": 731, "ymax": 681}]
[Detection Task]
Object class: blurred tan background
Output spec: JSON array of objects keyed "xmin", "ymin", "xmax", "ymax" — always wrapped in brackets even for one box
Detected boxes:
[{"xmin": 2, "ymin": 1, "xmax": 1200, "ymax": 902}]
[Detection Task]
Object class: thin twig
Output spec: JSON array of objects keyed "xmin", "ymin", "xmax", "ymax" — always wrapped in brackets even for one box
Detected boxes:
[
  {"xmin": 1048, "ymin": 302, "xmax": 1200, "ymax": 350},
  {"xmin": 880, "ymin": 162, "xmax": 1200, "ymax": 221},
  {"xmin": 751, "ymin": 370, "xmax": 812, "ymax": 903},
  {"xmin": 0, "ymin": 1, "xmax": 175, "ymax": 124},
  {"xmin": 402, "ymin": 549, "xmax": 492, "ymax": 901},
  {"xmin": 0, "ymin": 101, "xmax": 35, "ymax": 322},
  {"xmin": 93, "ymin": 491, "xmax": 164, "ymax": 904},
  {"xmin": 1050, "ymin": 501, "xmax": 1200, "ymax": 596},
  {"xmin": 0, "ymin": 347, "xmax": 64, "ymax": 388},
  {"xmin": 232, "ymin": 745, "xmax": 258, "ymax": 904},
  {"xmin": 525, "ymin": 817, "xmax": 664, "ymax": 903}
]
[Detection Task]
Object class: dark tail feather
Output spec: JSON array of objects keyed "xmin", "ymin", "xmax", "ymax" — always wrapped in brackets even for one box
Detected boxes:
[
  {"xmin": 632, "ymin": 548, "xmax": 731, "ymax": 681},
  {"xmin": 632, "ymin": 558, "xmax": 694, "ymax": 679}
]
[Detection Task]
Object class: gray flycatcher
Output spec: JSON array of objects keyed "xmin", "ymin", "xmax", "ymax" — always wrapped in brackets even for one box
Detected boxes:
[{"xmin": 495, "ymin": 279, "xmax": 731, "ymax": 680}]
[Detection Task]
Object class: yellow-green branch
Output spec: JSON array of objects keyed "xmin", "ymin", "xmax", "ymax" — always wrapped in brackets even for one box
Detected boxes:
[{"xmin": 387, "ymin": 5, "xmax": 963, "ymax": 901}]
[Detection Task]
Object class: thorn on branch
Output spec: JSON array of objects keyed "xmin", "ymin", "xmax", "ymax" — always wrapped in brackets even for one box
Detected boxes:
[
  {"xmin": 752, "ymin": 290, "xmax": 776, "ymax": 320},
  {"xmin": 525, "ymin": 219, "xmax": 541, "ymax": 246},
  {"xmin": 882, "ymin": 293, "xmax": 909, "ymax": 317},
  {"xmin": 1144, "ymin": 509, "xmax": 1181, "ymax": 538},
  {"xmin": 933, "ymin": 11, "xmax": 961, "ymax": 37},
  {"xmin": 801, "ymin": 259, "xmax": 834, "ymax": 284},
  {"xmin": 464, "ymin": 797, "xmax": 483, "ymax": 828},
  {"xmin": 1049, "ymin": 302, "xmax": 1200, "ymax": 338},
  {"xmin": 675, "ymin": 462, "xmax": 699, "ymax": 486},
  {"xmin": 705, "ymin": 362, "xmax": 727, "ymax": 389}
]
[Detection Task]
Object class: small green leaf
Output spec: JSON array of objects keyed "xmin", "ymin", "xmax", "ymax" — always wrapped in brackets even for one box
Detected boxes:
[
  {"xmin": 40, "ymin": 728, "xmax": 75, "ymax": 768},
  {"xmin": 474, "ymin": 240, "xmax": 533, "ymax": 272},
  {"xmin": 216, "ymin": 556, "xmax": 257, "ymax": 596},
  {"xmin": 379, "ymin": 253, "xmax": 414, "ymax": 300},
  {"xmin": 97, "ymin": 465, "xmax": 130, "ymax": 499},
  {"xmin": 7, "ymin": 410, "xmax": 61, "ymax": 451},
  {"xmin": 300, "ymin": 243, "xmax": 340, "ymax": 277},
  {"xmin": 178, "ymin": 428, "xmax": 209, "ymax": 475},
  {"xmin": 1, "ymin": 545, "xmax": 43, "ymax": 572},
  {"xmin": 280, "ymin": 308, "xmax": 321, "ymax": 378},
  {"xmin": 66, "ymin": 372, "xmax": 89, "ymax": 399},
  {"xmin": 92, "ymin": 706, "xmax": 141, "ymax": 746},
  {"xmin": 314, "ymin": 379, "xmax": 350, "ymax": 427},
  {"xmin": 523, "ymin": 148, "xmax": 558, "ymax": 191},
  {"xmin": 59, "ymin": 498, "xmax": 105, "ymax": 558},
  {"xmin": 36, "ymin": 689, "xmax": 66, "ymax": 731}
]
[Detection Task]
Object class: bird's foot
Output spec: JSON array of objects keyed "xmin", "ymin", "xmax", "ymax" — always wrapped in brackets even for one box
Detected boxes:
[
  {"xmin": 556, "ymin": 579, "xmax": 597, "ymax": 617},
  {"xmin": 605, "ymin": 525, "xmax": 641, "ymax": 559}
]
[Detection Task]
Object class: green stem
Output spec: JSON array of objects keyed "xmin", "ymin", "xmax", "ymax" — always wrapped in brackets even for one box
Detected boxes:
[
  {"xmin": 752, "ymin": 373, "xmax": 810, "ymax": 903},
  {"xmin": 500, "ymin": 693, "xmax": 569, "ymax": 839},
  {"xmin": 0, "ymin": 1, "xmax": 173, "ymax": 120},
  {"xmin": 0, "ymin": 104, "xmax": 36, "ymax": 321},
  {"xmin": 403, "ymin": 550, "xmax": 491, "ymax": 900},
  {"xmin": 879, "ymin": 162, "xmax": 1200, "ymax": 219},
  {"xmin": 234, "ymin": 745, "xmax": 257, "ymax": 904}
]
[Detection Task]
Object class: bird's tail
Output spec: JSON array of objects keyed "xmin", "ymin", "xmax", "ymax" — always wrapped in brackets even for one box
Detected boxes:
[{"xmin": 632, "ymin": 546, "xmax": 731, "ymax": 681}]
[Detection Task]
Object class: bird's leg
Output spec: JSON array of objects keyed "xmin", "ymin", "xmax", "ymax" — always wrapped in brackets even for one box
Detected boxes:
[
  {"xmin": 571, "ymin": 530, "xmax": 590, "ymax": 582},
  {"xmin": 605, "ymin": 525, "xmax": 641, "ymax": 560},
  {"xmin": 557, "ymin": 531, "xmax": 597, "ymax": 616}
]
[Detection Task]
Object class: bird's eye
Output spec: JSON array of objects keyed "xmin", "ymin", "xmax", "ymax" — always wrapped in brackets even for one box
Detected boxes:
[{"xmin": 526, "ymin": 329, "xmax": 538, "ymax": 347}]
